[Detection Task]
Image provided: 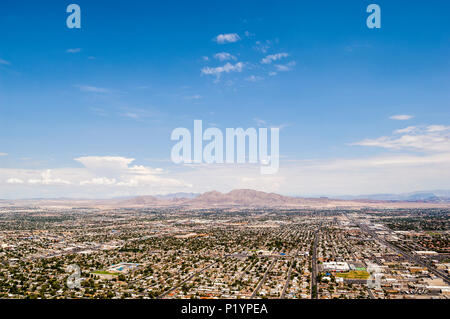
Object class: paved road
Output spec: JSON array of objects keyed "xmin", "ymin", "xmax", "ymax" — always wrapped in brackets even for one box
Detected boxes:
[
  {"xmin": 280, "ymin": 255, "xmax": 298, "ymax": 298},
  {"xmin": 251, "ymin": 257, "xmax": 278, "ymax": 298},
  {"xmin": 280, "ymin": 235, "xmax": 301, "ymax": 298},
  {"xmin": 310, "ymin": 228, "xmax": 319, "ymax": 299}
]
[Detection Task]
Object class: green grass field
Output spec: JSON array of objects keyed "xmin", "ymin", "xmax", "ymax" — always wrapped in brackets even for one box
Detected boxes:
[
  {"xmin": 91, "ymin": 271, "xmax": 118, "ymax": 276},
  {"xmin": 336, "ymin": 270, "xmax": 370, "ymax": 279}
]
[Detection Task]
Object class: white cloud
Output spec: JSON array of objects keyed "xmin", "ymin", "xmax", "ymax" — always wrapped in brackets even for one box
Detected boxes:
[
  {"xmin": 0, "ymin": 152, "xmax": 7, "ymax": 156},
  {"xmin": 75, "ymin": 156, "xmax": 135, "ymax": 171},
  {"xmin": 6, "ymin": 178, "xmax": 23, "ymax": 184},
  {"xmin": 201, "ymin": 62, "xmax": 244, "ymax": 77},
  {"xmin": 352, "ymin": 125, "xmax": 450, "ymax": 152},
  {"xmin": 28, "ymin": 170, "xmax": 71, "ymax": 185},
  {"xmin": 66, "ymin": 48, "xmax": 82, "ymax": 53},
  {"xmin": 0, "ymin": 156, "xmax": 190, "ymax": 198},
  {"xmin": 261, "ymin": 53, "xmax": 289, "ymax": 64},
  {"xmin": 274, "ymin": 61, "xmax": 296, "ymax": 72},
  {"xmin": 75, "ymin": 156, "xmax": 189, "ymax": 188},
  {"xmin": 214, "ymin": 33, "xmax": 241, "ymax": 44},
  {"xmin": 0, "ymin": 59, "xmax": 10, "ymax": 65},
  {"xmin": 214, "ymin": 52, "xmax": 237, "ymax": 61},
  {"xmin": 389, "ymin": 114, "xmax": 413, "ymax": 120}
]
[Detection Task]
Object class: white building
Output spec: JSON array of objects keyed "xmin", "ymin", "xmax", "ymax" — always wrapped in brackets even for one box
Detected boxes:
[{"xmin": 322, "ymin": 262, "xmax": 350, "ymax": 272}]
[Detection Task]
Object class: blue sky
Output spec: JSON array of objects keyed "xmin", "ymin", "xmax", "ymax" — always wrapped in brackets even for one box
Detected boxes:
[{"xmin": 1, "ymin": 0, "xmax": 450, "ymax": 198}]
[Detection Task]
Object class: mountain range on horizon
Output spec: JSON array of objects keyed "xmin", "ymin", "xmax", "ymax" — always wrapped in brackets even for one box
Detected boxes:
[
  {"xmin": 3, "ymin": 189, "xmax": 450, "ymax": 209},
  {"xmin": 3, "ymin": 189, "xmax": 450, "ymax": 202},
  {"xmin": 125, "ymin": 189, "xmax": 450, "ymax": 206},
  {"xmin": 133, "ymin": 189, "xmax": 450, "ymax": 203}
]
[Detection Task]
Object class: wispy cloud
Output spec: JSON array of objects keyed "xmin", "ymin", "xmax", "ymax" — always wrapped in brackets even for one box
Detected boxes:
[
  {"xmin": 261, "ymin": 52, "xmax": 289, "ymax": 64},
  {"xmin": 253, "ymin": 118, "xmax": 267, "ymax": 126},
  {"xmin": 352, "ymin": 125, "xmax": 450, "ymax": 152},
  {"xmin": 90, "ymin": 107, "xmax": 108, "ymax": 117},
  {"xmin": 0, "ymin": 153, "xmax": 8, "ymax": 156},
  {"xmin": 254, "ymin": 118, "xmax": 290, "ymax": 130},
  {"xmin": 117, "ymin": 107, "xmax": 155, "ymax": 121},
  {"xmin": 394, "ymin": 126, "xmax": 416, "ymax": 134},
  {"xmin": 184, "ymin": 94, "xmax": 203, "ymax": 100},
  {"xmin": 389, "ymin": 114, "xmax": 413, "ymax": 120},
  {"xmin": 75, "ymin": 85, "xmax": 110, "ymax": 93},
  {"xmin": 66, "ymin": 48, "xmax": 82, "ymax": 53},
  {"xmin": 246, "ymin": 75, "xmax": 263, "ymax": 82},
  {"xmin": 271, "ymin": 123, "xmax": 291, "ymax": 130},
  {"xmin": 0, "ymin": 58, "xmax": 11, "ymax": 65},
  {"xmin": 120, "ymin": 112, "xmax": 140, "ymax": 120},
  {"xmin": 214, "ymin": 33, "xmax": 241, "ymax": 44},
  {"xmin": 214, "ymin": 52, "xmax": 237, "ymax": 61},
  {"xmin": 253, "ymin": 40, "xmax": 271, "ymax": 53},
  {"xmin": 344, "ymin": 43, "xmax": 372, "ymax": 52}
]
